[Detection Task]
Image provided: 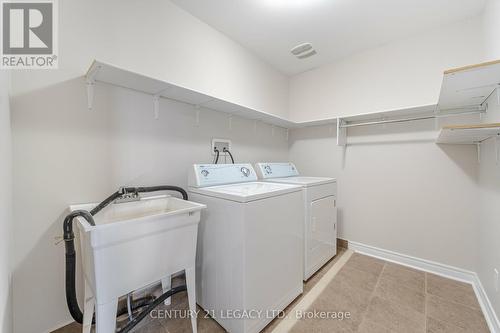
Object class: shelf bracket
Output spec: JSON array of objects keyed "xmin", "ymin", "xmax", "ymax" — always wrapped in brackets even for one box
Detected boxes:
[
  {"xmin": 153, "ymin": 94, "xmax": 160, "ymax": 120},
  {"xmin": 434, "ymin": 109, "xmax": 440, "ymax": 130},
  {"xmin": 497, "ymin": 87, "xmax": 500, "ymax": 106},
  {"xmin": 271, "ymin": 125, "xmax": 275, "ymax": 137},
  {"xmin": 195, "ymin": 106, "xmax": 200, "ymax": 127},
  {"xmin": 476, "ymin": 142, "xmax": 481, "ymax": 164},
  {"xmin": 337, "ymin": 118, "xmax": 347, "ymax": 146},
  {"xmin": 496, "ymin": 135, "xmax": 500, "ymax": 165},
  {"xmin": 151, "ymin": 87, "xmax": 174, "ymax": 120},
  {"xmin": 86, "ymin": 81, "xmax": 94, "ymax": 110},
  {"xmin": 286, "ymin": 129, "xmax": 289, "ymax": 141},
  {"xmin": 85, "ymin": 64, "xmax": 101, "ymax": 111},
  {"xmin": 228, "ymin": 116, "xmax": 233, "ymax": 130}
]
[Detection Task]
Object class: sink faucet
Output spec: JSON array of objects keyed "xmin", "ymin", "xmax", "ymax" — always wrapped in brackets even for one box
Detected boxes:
[{"xmin": 115, "ymin": 186, "xmax": 140, "ymax": 204}]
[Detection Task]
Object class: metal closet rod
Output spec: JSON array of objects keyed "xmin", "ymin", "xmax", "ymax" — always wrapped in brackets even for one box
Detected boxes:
[{"xmin": 340, "ymin": 108, "xmax": 486, "ymax": 128}]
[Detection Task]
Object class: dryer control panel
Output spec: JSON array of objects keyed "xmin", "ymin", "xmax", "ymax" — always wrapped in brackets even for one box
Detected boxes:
[
  {"xmin": 255, "ymin": 162, "xmax": 299, "ymax": 179},
  {"xmin": 188, "ymin": 163, "xmax": 258, "ymax": 187}
]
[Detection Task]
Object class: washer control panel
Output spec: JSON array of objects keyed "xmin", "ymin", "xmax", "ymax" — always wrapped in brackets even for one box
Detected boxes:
[
  {"xmin": 255, "ymin": 162, "xmax": 299, "ymax": 179},
  {"xmin": 189, "ymin": 163, "xmax": 258, "ymax": 187}
]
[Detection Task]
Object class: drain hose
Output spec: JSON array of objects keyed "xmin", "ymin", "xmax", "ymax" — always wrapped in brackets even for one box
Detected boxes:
[{"xmin": 63, "ymin": 186, "xmax": 189, "ymax": 329}]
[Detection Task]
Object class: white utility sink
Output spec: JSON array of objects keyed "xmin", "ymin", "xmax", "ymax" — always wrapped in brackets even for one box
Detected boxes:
[{"xmin": 70, "ymin": 194, "xmax": 205, "ymax": 333}]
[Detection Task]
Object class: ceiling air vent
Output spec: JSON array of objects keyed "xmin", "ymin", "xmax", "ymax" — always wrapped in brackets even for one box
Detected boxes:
[{"xmin": 291, "ymin": 43, "xmax": 316, "ymax": 59}]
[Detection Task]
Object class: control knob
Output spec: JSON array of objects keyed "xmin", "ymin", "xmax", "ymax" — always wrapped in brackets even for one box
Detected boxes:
[{"xmin": 240, "ymin": 167, "xmax": 250, "ymax": 177}]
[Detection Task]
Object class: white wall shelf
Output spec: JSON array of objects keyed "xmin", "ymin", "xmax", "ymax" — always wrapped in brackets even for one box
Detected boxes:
[
  {"xmin": 85, "ymin": 59, "xmax": 499, "ymax": 136},
  {"xmin": 437, "ymin": 123, "xmax": 500, "ymax": 163},
  {"xmin": 304, "ymin": 59, "xmax": 500, "ymax": 133},
  {"xmin": 438, "ymin": 59, "xmax": 500, "ymax": 111},
  {"xmin": 434, "ymin": 60, "xmax": 500, "ymax": 164},
  {"xmin": 334, "ymin": 59, "xmax": 500, "ymax": 145},
  {"xmin": 436, "ymin": 123, "xmax": 500, "ymax": 144},
  {"xmin": 333, "ymin": 103, "xmax": 486, "ymax": 146},
  {"xmin": 85, "ymin": 60, "xmax": 295, "ymax": 129}
]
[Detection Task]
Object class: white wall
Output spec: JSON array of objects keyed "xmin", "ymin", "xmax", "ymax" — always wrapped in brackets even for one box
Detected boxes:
[
  {"xmin": 289, "ymin": 17, "xmax": 484, "ymax": 122},
  {"xmin": 10, "ymin": 0, "xmax": 289, "ymax": 118},
  {"xmin": 8, "ymin": 2, "xmax": 498, "ymax": 332},
  {"xmin": 477, "ymin": 0, "xmax": 500, "ymax": 321},
  {"xmin": 10, "ymin": 1, "xmax": 290, "ymax": 332},
  {"xmin": 0, "ymin": 72, "xmax": 12, "ymax": 333},
  {"xmin": 477, "ymin": 92, "xmax": 500, "ymax": 323},
  {"xmin": 482, "ymin": 0, "xmax": 500, "ymax": 60},
  {"xmin": 11, "ymin": 81, "xmax": 289, "ymax": 333},
  {"xmin": 289, "ymin": 117, "xmax": 480, "ymax": 271},
  {"xmin": 286, "ymin": 15, "xmax": 488, "ymax": 271}
]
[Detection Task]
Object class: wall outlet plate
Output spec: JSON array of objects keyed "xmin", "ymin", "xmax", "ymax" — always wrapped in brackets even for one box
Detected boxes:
[{"xmin": 211, "ymin": 138, "xmax": 231, "ymax": 156}]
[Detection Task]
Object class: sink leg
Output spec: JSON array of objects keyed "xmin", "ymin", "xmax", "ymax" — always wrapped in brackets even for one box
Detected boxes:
[
  {"xmin": 95, "ymin": 299, "xmax": 117, "ymax": 333},
  {"xmin": 161, "ymin": 275, "xmax": 172, "ymax": 305},
  {"xmin": 82, "ymin": 280, "xmax": 95, "ymax": 333},
  {"xmin": 186, "ymin": 267, "xmax": 197, "ymax": 333}
]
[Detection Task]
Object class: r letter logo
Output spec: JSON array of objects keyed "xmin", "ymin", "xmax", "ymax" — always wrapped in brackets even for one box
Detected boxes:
[{"xmin": 1, "ymin": 0, "xmax": 58, "ymax": 69}]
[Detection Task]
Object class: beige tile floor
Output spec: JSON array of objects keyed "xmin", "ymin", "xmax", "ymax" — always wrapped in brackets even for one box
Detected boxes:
[
  {"xmin": 54, "ymin": 250, "xmax": 489, "ymax": 333},
  {"xmin": 291, "ymin": 253, "xmax": 489, "ymax": 333}
]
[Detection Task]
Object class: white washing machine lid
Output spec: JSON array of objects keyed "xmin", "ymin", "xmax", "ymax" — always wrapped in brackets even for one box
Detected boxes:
[
  {"xmin": 189, "ymin": 181, "xmax": 302, "ymax": 203},
  {"xmin": 263, "ymin": 176, "xmax": 336, "ymax": 187}
]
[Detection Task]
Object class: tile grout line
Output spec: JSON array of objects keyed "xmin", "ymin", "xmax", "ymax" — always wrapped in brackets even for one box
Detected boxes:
[
  {"xmin": 427, "ymin": 293, "xmax": 485, "ymax": 312},
  {"xmin": 425, "ymin": 273, "xmax": 489, "ymax": 332},
  {"xmin": 425, "ymin": 297, "xmax": 490, "ymax": 333},
  {"xmin": 261, "ymin": 248, "xmax": 349, "ymax": 332},
  {"xmin": 364, "ymin": 260, "xmax": 430, "ymax": 333},
  {"xmin": 270, "ymin": 250, "xmax": 354, "ymax": 333},
  {"xmin": 426, "ymin": 274, "xmax": 484, "ymax": 312},
  {"xmin": 429, "ymin": 315, "xmax": 473, "ymax": 333},
  {"xmin": 357, "ymin": 261, "xmax": 387, "ymax": 332}
]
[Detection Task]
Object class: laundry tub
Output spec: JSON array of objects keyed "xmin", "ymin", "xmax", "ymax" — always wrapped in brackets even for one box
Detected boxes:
[{"xmin": 71, "ymin": 194, "xmax": 206, "ymax": 333}]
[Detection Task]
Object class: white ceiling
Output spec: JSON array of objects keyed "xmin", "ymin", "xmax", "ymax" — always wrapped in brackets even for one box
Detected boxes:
[{"xmin": 172, "ymin": 0, "xmax": 486, "ymax": 75}]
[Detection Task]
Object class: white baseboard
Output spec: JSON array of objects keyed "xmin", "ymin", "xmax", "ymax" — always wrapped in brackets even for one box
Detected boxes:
[
  {"xmin": 473, "ymin": 274, "xmax": 500, "ymax": 333},
  {"xmin": 348, "ymin": 241, "xmax": 474, "ymax": 282},
  {"xmin": 349, "ymin": 241, "xmax": 500, "ymax": 333}
]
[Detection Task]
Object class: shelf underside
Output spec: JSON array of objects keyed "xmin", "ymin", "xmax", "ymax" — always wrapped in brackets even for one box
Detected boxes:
[
  {"xmin": 437, "ymin": 123, "xmax": 500, "ymax": 144},
  {"xmin": 86, "ymin": 58, "xmax": 500, "ymax": 130},
  {"xmin": 87, "ymin": 60, "xmax": 295, "ymax": 128},
  {"xmin": 439, "ymin": 59, "xmax": 500, "ymax": 110}
]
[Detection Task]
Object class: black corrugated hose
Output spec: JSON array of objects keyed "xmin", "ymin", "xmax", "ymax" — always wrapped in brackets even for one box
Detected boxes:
[
  {"xmin": 63, "ymin": 186, "xmax": 189, "ymax": 332},
  {"xmin": 223, "ymin": 147, "xmax": 235, "ymax": 164}
]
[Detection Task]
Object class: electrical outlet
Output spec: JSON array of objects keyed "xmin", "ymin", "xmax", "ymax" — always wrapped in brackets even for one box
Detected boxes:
[
  {"xmin": 211, "ymin": 139, "xmax": 231, "ymax": 156},
  {"xmin": 495, "ymin": 268, "xmax": 499, "ymax": 292}
]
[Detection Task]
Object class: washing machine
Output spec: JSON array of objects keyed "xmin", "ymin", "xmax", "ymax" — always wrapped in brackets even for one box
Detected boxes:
[
  {"xmin": 255, "ymin": 162, "xmax": 337, "ymax": 281},
  {"xmin": 188, "ymin": 163, "xmax": 303, "ymax": 333}
]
